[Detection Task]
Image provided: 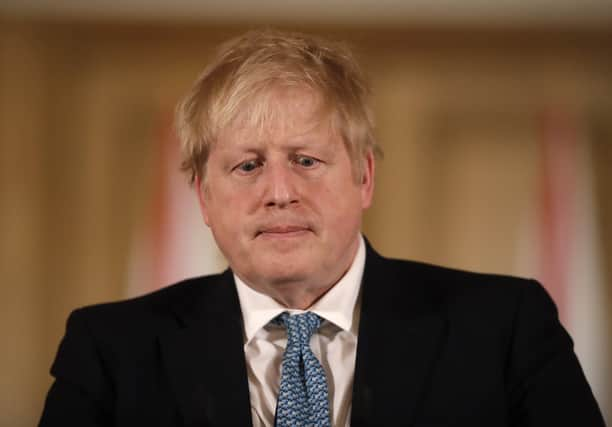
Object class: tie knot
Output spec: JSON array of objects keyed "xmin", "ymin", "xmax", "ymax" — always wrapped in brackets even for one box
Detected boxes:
[{"xmin": 274, "ymin": 311, "xmax": 322, "ymax": 341}]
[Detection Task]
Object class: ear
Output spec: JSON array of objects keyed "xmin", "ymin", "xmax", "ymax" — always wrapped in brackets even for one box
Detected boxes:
[
  {"xmin": 195, "ymin": 176, "xmax": 211, "ymax": 227},
  {"xmin": 360, "ymin": 149, "xmax": 375, "ymax": 209}
]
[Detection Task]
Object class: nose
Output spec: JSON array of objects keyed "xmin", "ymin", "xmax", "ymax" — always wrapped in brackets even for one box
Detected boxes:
[{"xmin": 263, "ymin": 162, "xmax": 299, "ymax": 209}]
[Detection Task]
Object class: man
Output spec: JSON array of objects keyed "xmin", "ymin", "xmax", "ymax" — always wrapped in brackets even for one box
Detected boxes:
[{"xmin": 40, "ymin": 30, "xmax": 605, "ymax": 427}]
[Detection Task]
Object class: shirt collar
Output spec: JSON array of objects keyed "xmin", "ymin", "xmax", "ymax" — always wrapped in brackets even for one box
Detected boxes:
[{"xmin": 234, "ymin": 235, "xmax": 366, "ymax": 344}]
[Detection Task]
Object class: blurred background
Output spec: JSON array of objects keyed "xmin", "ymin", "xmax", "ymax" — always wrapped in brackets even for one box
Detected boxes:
[{"xmin": 1, "ymin": 1, "xmax": 611, "ymax": 425}]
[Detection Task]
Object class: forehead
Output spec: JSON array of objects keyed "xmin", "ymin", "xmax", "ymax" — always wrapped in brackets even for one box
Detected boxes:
[{"xmin": 217, "ymin": 85, "xmax": 337, "ymax": 145}]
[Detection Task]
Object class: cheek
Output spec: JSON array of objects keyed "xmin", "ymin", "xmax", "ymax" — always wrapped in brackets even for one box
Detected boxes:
[
  {"xmin": 207, "ymin": 189, "xmax": 253, "ymax": 234},
  {"xmin": 317, "ymin": 181, "xmax": 363, "ymax": 221}
]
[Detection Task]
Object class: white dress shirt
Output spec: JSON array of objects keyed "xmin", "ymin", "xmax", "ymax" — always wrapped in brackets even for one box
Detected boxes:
[{"xmin": 234, "ymin": 236, "xmax": 366, "ymax": 427}]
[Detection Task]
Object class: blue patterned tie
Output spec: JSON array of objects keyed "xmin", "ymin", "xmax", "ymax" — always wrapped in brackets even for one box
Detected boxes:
[{"xmin": 274, "ymin": 312, "xmax": 331, "ymax": 427}]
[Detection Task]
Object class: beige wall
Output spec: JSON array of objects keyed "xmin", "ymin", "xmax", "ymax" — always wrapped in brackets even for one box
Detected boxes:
[{"xmin": 1, "ymin": 20, "xmax": 611, "ymax": 426}]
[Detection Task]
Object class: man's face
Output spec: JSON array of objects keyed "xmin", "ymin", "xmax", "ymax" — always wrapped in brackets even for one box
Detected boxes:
[{"xmin": 196, "ymin": 86, "xmax": 374, "ymax": 302}]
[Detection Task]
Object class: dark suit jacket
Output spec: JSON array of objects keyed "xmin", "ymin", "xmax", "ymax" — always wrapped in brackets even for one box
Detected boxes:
[{"xmin": 40, "ymin": 243, "xmax": 605, "ymax": 426}]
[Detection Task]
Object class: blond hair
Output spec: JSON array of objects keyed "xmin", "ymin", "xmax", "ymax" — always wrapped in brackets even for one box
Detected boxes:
[{"xmin": 176, "ymin": 29, "xmax": 379, "ymax": 184}]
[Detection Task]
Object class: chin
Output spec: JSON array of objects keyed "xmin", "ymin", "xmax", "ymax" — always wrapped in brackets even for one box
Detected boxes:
[{"xmin": 255, "ymin": 263, "xmax": 312, "ymax": 286}]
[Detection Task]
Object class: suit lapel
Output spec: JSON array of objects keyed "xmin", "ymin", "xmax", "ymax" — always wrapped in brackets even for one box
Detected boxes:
[
  {"xmin": 159, "ymin": 271, "xmax": 252, "ymax": 427},
  {"xmin": 351, "ymin": 245, "xmax": 448, "ymax": 427}
]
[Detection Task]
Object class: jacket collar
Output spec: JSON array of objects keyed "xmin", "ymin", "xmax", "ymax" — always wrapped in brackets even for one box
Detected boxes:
[
  {"xmin": 158, "ymin": 270, "xmax": 253, "ymax": 427},
  {"xmin": 351, "ymin": 240, "xmax": 448, "ymax": 426}
]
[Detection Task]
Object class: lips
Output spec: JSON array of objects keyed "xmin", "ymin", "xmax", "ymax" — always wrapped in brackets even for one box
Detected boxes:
[{"xmin": 255, "ymin": 224, "xmax": 312, "ymax": 238}]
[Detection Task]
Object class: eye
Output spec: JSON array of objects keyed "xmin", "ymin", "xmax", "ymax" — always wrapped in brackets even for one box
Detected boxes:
[
  {"xmin": 234, "ymin": 159, "xmax": 263, "ymax": 174},
  {"xmin": 294, "ymin": 155, "xmax": 319, "ymax": 168}
]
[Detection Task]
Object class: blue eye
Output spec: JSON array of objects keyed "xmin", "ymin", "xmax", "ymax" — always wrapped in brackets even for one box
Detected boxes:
[
  {"xmin": 295, "ymin": 156, "xmax": 318, "ymax": 168},
  {"xmin": 236, "ymin": 159, "xmax": 262, "ymax": 173}
]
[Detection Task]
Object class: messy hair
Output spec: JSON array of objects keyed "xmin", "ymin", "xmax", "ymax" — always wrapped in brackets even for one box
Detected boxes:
[{"xmin": 176, "ymin": 29, "xmax": 379, "ymax": 184}]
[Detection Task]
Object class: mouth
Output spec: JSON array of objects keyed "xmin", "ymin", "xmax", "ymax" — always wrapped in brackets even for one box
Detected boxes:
[{"xmin": 255, "ymin": 225, "xmax": 312, "ymax": 239}]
